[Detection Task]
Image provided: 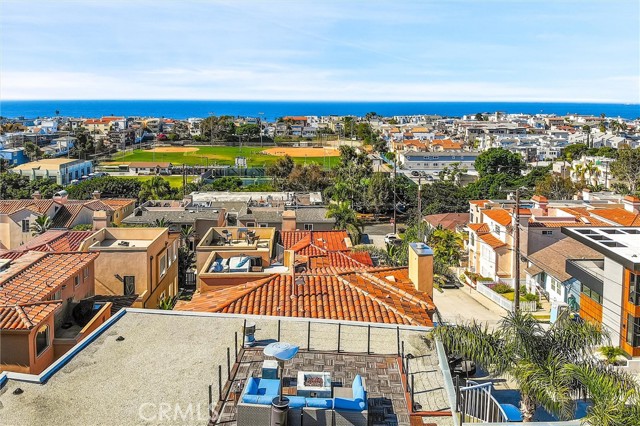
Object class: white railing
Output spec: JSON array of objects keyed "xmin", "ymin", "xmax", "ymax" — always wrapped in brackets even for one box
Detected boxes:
[{"xmin": 476, "ymin": 281, "xmax": 538, "ymax": 313}]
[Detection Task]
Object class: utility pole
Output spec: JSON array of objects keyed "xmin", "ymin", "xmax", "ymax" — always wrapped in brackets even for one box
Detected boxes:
[
  {"xmin": 513, "ymin": 188, "xmax": 521, "ymax": 312},
  {"xmin": 393, "ymin": 159, "xmax": 398, "ymax": 235},
  {"xmin": 417, "ymin": 175, "xmax": 423, "ymax": 242}
]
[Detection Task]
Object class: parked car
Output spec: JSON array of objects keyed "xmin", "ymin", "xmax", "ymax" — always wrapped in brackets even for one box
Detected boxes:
[
  {"xmin": 384, "ymin": 233, "xmax": 400, "ymax": 245},
  {"xmin": 411, "ymin": 170, "xmax": 420, "ymax": 177}
]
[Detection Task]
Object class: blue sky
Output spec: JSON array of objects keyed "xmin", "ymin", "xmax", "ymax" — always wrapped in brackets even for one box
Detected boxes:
[{"xmin": 1, "ymin": 0, "xmax": 638, "ymax": 102}]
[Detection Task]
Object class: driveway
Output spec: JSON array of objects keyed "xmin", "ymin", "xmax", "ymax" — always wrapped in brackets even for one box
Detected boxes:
[{"xmin": 433, "ymin": 285, "xmax": 507, "ymax": 327}]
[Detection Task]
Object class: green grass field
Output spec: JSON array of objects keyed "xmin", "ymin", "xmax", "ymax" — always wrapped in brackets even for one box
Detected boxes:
[
  {"xmin": 118, "ymin": 175, "xmax": 200, "ymax": 188},
  {"xmin": 106, "ymin": 146, "xmax": 340, "ymax": 169}
]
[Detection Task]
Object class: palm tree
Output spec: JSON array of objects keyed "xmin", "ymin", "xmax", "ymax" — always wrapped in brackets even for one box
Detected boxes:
[
  {"xmin": 326, "ymin": 201, "xmax": 363, "ymax": 244},
  {"xmin": 152, "ymin": 217, "xmax": 171, "ymax": 228},
  {"xmin": 433, "ymin": 311, "xmax": 639, "ymax": 423},
  {"xmin": 428, "ymin": 228, "xmax": 464, "ymax": 266},
  {"xmin": 30, "ymin": 215, "xmax": 52, "ymax": 236},
  {"xmin": 180, "ymin": 225, "xmax": 195, "ymax": 250},
  {"xmin": 571, "ymin": 163, "xmax": 587, "ymax": 184},
  {"xmin": 139, "ymin": 176, "xmax": 172, "ymax": 201},
  {"xmin": 584, "ymin": 161, "xmax": 601, "ymax": 186}
]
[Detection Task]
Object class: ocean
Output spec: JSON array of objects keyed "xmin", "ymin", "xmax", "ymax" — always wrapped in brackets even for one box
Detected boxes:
[{"xmin": 1, "ymin": 100, "xmax": 639, "ymax": 121}]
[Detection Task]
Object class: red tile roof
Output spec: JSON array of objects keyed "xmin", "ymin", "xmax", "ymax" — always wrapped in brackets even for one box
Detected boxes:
[
  {"xmin": 177, "ymin": 268, "xmax": 434, "ymax": 326},
  {"xmin": 478, "ymin": 233, "xmax": 506, "ymax": 249},
  {"xmin": 26, "ymin": 230, "xmax": 95, "ymax": 252},
  {"xmin": 470, "ymin": 200, "xmax": 489, "ymax": 207},
  {"xmin": 424, "ymin": 213, "xmax": 469, "ymax": 231},
  {"xmin": 0, "ymin": 252, "xmax": 98, "ymax": 305},
  {"xmin": 467, "ymin": 223, "xmax": 490, "ymax": 234},
  {"xmin": 482, "ymin": 209, "xmax": 512, "ymax": 226},
  {"xmin": 0, "ymin": 199, "xmax": 56, "ymax": 215},
  {"xmin": 51, "ymin": 204, "xmax": 86, "ymax": 228},
  {"xmin": 308, "ymin": 251, "xmax": 373, "ymax": 269},
  {"xmin": 281, "ymin": 230, "xmax": 351, "ymax": 252},
  {"xmin": 0, "ymin": 301, "xmax": 62, "ymax": 330},
  {"xmin": 590, "ymin": 208, "xmax": 640, "ymax": 226}
]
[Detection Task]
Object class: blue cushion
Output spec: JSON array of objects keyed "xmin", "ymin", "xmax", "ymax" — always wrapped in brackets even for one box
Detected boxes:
[
  {"xmin": 352, "ymin": 375, "xmax": 362, "ymax": 389},
  {"xmin": 241, "ymin": 394, "xmax": 261, "ymax": 404},
  {"xmin": 287, "ymin": 396, "xmax": 307, "ymax": 408},
  {"xmin": 500, "ymin": 404, "xmax": 523, "ymax": 421},
  {"xmin": 243, "ymin": 378, "xmax": 259, "ymax": 396},
  {"xmin": 334, "ymin": 397, "xmax": 365, "ymax": 411},
  {"xmin": 306, "ymin": 398, "xmax": 333, "ymax": 409},
  {"xmin": 257, "ymin": 378, "xmax": 280, "ymax": 396}
]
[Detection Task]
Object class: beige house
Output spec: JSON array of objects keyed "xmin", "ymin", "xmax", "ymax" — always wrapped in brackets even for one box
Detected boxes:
[
  {"xmin": 79, "ymin": 227, "xmax": 179, "ymax": 308},
  {"xmin": 0, "ymin": 200, "xmax": 59, "ymax": 250}
]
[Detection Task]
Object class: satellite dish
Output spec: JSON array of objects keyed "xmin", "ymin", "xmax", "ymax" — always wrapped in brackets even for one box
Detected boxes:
[{"xmin": 263, "ymin": 342, "xmax": 299, "ymax": 361}]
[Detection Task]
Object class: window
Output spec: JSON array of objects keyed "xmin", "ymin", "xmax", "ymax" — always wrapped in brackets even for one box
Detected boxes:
[
  {"xmin": 124, "ymin": 276, "xmax": 135, "ymax": 295},
  {"xmin": 542, "ymin": 230, "xmax": 553, "ymax": 235},
  {"xmin": 304, "ymin": 224, "xmax": 314, "ymax": 231},
  {"xmin": 627, "ymin": 315, "xmax": 640, "ymax": 347},
  {"xmin": 160, "ymin": 254, "xmax": 167, "ymax": 277},
  {"xmin": 50, "ymin": 290, "xmax": 62, "ymax": 301},
  {"xmin": 36, "ymin": 324, "xmax": 50, "ymax": 356},
  {"xmin": 550, "ymin": 278, "xmax": 561, "ymax": 295},
  {"xmin": 469, "ymin": 233, "xmax": 475, "ymax": 246},
  {"xmin": 84, "ymin": 267, "xmax": 89, "ymax": 279},
  {"xmin": 21, "ymin": 219, "xmax": 30, "ymax": 233},
  {"xmin": 629, "ymin": 271, "xmax": 640, "ymax": 306},
  {"xmin": 258, "ymin": 223, "xmax": 268, "ymax": 228},
  {"xmin": 246, "ymin": 222, "xmax": 255, "ymax": 227},
  {"xmin": 74, "ymin": 275, "xmax": 80, "ymax": 287},
  {"xmin": 493, "ymin": 224, "xmax": 500, "ymax": 234},
  {"xmin": 581, "ymin": 284, "xmax": 602, "ymax": 304},
  {"xmin": 167, "ymin": 245, "xmax": 174, "ymax": 265}
]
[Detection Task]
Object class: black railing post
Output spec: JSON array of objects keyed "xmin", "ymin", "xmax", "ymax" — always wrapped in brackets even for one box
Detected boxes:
[
  {"xmin": 401, "ymin": 341, "xmax": 405, "ymax": 374},
  {"xmin": 208, "ymin": 384, "xmax": 213, "ymax": 417},
  {"xmin": 410, "ymin": 375, "xmax": 415, "ymax": 412},
  {"xmin": 242, "ymin": 319, "xmax": 247, "ymax": 347},
  {"xmin": 307, "ymin": 321, "xmax": 311, "ymax": 350},
  {"xmin": 234, "ymin": 332, "xmax": 238, "ymax": 363},
  {"xmin": 218, "ymin": 365, "xmax": 222, "ymax": 401},
  {"xmin": 227, "ymin": 347, "xmax": 231, "ymax": 380},
  {"xmin": 367, "ymin": 324, "xmax": 371, "ymax": 354},
  {"xmin": 277, "ymin": 320, "xmax": 281, "ymax": 341},
  {"xmin": 337, "ymin": 323, "xmax": 341, "ymax": 353},
  {"xmin": 396, "ymin": 326, "xmax": 400, "ymax": 357},
  {"xmin": 406, "ymin": 357, "xmax": 410, "ymax": 392}
]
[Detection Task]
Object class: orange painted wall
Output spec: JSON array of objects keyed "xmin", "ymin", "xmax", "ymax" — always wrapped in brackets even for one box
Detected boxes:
[
  {"xmin": 580, "ymin": 293, "xmax": 603, "ymax": 324},
  {"xmin": 621, "ymin": 269, "xmax": 640, "ymax": 357}
]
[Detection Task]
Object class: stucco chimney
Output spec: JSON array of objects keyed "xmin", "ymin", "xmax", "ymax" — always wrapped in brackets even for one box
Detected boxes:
[
  {"xmin": 623, "ymin": 195, "xmax": 640, "ymax": 213},
  {"xmin": 92, "ymin": 190, "xmax": 101, "ymax": 200},
  {"xmin": 531, "ymin": 195, "xmax": 548, "ymax": 210},
  {"xmin": 408, "ymin": 242, "xmax": 434, "ymax": 299},
  {"xmin": 582, "ymin": 188, "xmax": 591, "ymax": 202},
  {"xmin": 282, "ymin": 210, "xmax": 297, "ymax": 232},
  {"xmin": 92, "ymin": 210, "xmax": 109, "ymax": 230},
  {"xmin": 32, "ymin": 191, "xmax": 42, "ymax": 200}
]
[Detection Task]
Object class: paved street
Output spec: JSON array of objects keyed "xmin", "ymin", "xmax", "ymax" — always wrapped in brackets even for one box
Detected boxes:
[{"xmin": 433, "ymin": 285, "xmax": 507, "ymax": 327}]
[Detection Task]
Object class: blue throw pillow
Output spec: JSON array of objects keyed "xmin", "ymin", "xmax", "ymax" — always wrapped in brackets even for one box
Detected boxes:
[{"xmin": 306, "ymin": 398, "xmax": 333, "ymax": 409}]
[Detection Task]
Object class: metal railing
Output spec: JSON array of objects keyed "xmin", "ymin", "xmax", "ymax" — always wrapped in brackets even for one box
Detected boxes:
[{"xmin": 456, "ymin": 379, "xmax": 508, "ymax": 423}]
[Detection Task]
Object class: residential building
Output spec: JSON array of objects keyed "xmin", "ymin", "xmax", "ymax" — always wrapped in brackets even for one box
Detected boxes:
[
  {"xmin": 0, "ymin": 147, "xmax": 28, "ymax": 166},
  {"xmin": 398, "ymin": 151, "xmax": 479, "ymax": 176},
  {"xmin": 0, "ymin": 199, "xmax": 59, "ymax": 250},
  {"xmin": 127, "ymin": 162, "xmax": 172, "ymax": 175},
  {"xmin": 0, "ymin": 251, "xmax": 102, "ymax": 374},
  {"xmin": 562, "ymin": 227, "xmax": 640, "ymax": 357},
  {"xmin": 78, "ymin": 227, "xmax": 179, "ymax": 309},
  {"xmin": 423, "ymin": 213, "xmax": 469, "ymax": 232},
  {"xmin": 11, "ymin": 158, "xmax": 94, "ymax": 185}
]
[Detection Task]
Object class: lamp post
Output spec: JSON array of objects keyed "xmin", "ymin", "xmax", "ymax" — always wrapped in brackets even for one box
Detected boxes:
[
  {"xmin": 263, "ymin": 342, "xmax": 299, "ymax": 426},
  {"xmin": 258, "ymin": 112, "xmax": 264, "ymax": 148}
]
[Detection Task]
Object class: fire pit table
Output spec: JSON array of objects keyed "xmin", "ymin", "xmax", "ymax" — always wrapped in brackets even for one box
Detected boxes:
[{"xmin": 296, "ymin": 371, "xmax": 332, "ymax": 398}]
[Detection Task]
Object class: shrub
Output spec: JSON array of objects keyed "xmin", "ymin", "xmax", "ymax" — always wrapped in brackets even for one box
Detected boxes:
[
  {"xmin": 600, "ymin": 346, "xmax": 626, "ymax": 365},
  {"xmin": 493, "ymin": 283, "xmax": 513, "ymax": 294},
  {"xmin": 522, "ymin": 293, "xmax": 539, "ymax": 302}
]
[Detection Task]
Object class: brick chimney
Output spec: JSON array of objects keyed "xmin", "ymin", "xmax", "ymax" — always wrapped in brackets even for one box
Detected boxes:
[
  {"xmin": 282, "ymin": 210, "xmax": 297, "ymax": 232},
  {"xmin": 623, "ymin": 195, "xmax": 640, "ymax": 213},
  {"xmin": 92, "ymin": 190, "xmax": 101, "ymax": 200},
  {"xmin": 408, "ymin": 243, "xmax": 434, "ymax": 299},
  {"xmin": 92, "ymin": 210, "xmax": 109, "ymax": 230},
  {"xmin": 32, "ymin": 191, "xmax": 42, "ymax": 200}
]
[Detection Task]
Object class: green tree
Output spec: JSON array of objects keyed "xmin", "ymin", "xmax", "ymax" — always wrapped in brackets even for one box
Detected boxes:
[
  {"xmin": 65, "ymin": 176, "xmax": 141, "ymax": 199},
  {"xmin": 366, "ymin": 173, "xmax": 393, "ymax": 216},
  {"xmin": 438, "ymin": 162, "xmax": 467, "ymax": 185},
  {"xmin": 427, "ymin": 228, "xmax": 464, "ymax": 266},
  {"xmin": 610, "ymin": 146, "xmax": 640, "ymax": 193},
  {"xmin": 200, "ymin": 115, "xmax": 235, "ymax": 142},
  {"xmin": 30, "ymin": 214, "xmax": 53, "ymax": 236},
  {"xmin": 152, "ymin": 217, "xmax": 171, "ymax": 228},
  {"xmin": 535, "ymin": 174, "xmax": 578, "ymax": 200},
  {"xmin": 433, "ymin": 311, "xmax": 638, "ymax": 423},
  {"xmin": 474, "ymin": 148, "xmax": 525, "ymax": 178},
  {"xmin": 139, "ymin": 176, "xmax": 173, "ymax": 201},
  {"xmin": 563, "ymin": 143, "xmax": 588, "ymax": 161},
  {"xmin": 71, "ymin": 130, "xmax": 95, "ymax": 160},
  {"xmin": 23, "ymin": 141, "xmax": 42, "ymax": 162},
  {"xmin": 285, "ymin": 164, "xmax": 330, "ymax": 192},
  {"xmin": 0, "ymin": 173, "xmax": 62, "ymax": 199},
  {"xmin": 266, "ymin": 155, "xmax": 295, "ymax": 189},
  {"xmin": 235, "ymin": 123, "xmax": 260, "ymax": 138},
  {"xmin": 326, "ymin": 201, "xmax": 363, "ymax": 243}
]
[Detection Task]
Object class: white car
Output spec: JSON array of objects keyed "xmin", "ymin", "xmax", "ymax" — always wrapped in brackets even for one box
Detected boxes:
[{"xmin": 384, "ymin": 233, "xmax": 400, "ymax": 245}]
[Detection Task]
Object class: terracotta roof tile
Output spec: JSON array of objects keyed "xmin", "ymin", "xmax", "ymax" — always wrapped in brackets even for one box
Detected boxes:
[
  {"xmin": 0, "ymin": 252, "xmax": 98, "ymax": 304},
  {"xmin": 177, "ymin": 268, "xmax": 434, "ymax": 326},
  {"xmin": 482, "ymin": 209, "xmax": 512, "ymax": 226},
  {"xmin": 468, "ymin": 223, "xmax": 490, "ymax": 234},
  {"xmin": 51, "ymin": 204, "xmax": 86, "ymax": 229},
  {"xmin": 0, "ymin": 199, "xmax": 56, "ymax": 215},
  {"xmin": 478, "ymin": 233, "xmax": 506, "ymax": 249},
  {"xmin": 470, "ymin": 200, "xmax": 489, "ymax": 207},
  {"xmin": 590, "ymin": 208, "xmax": 640, "ymax": 227},
  {"xmin": 424, "ymin": 213, "xmax": 468, "ymax": 230},
  {"xmin": 0, "ymin": 301, "xmax": 62, "ymax": 330}
]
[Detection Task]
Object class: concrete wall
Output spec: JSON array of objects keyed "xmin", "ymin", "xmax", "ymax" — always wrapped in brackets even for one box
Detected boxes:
[{"xmin": 602, "ymin": 259, "xmax": 624, "ymax": 345}]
